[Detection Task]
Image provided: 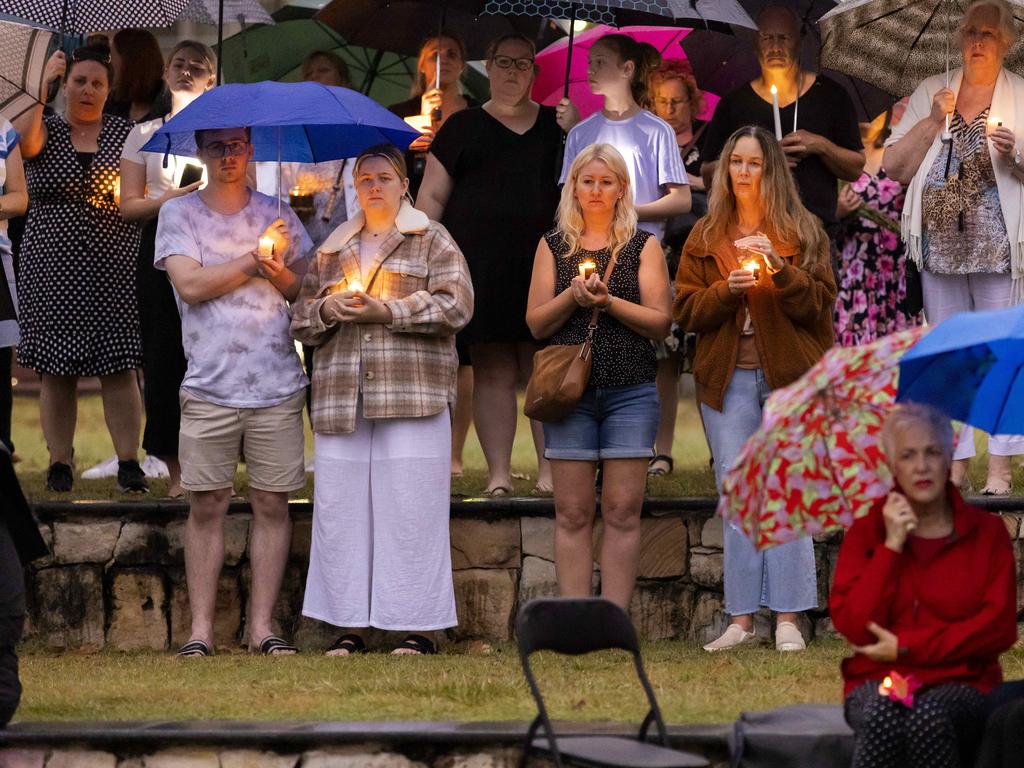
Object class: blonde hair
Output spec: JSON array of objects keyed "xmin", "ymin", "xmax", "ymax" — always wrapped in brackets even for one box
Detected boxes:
[
  {"xmin": 961, "ymin": 0, "xmax": 1020, "ymax": 47},
  {"xmin": 556, "ymin": 143, "xmax": 638, "ymax": 262},
  {"xmin": 701, "ymin": 126, "xmax": 828, "ymax": 269}
]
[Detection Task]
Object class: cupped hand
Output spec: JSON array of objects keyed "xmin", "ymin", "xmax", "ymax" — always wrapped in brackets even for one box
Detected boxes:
[
  {"xmin": 570, "ymin": 275, "xmax": 609, "ymax": 308},
  {"xmin": 852, "ymin": 621, "xmax": 899, "ymax": 662},
  {"xmin": 990, "ymin": 126, "xmax": 1016, "ymax": 156},
  {"xmin": 733, "ymin": 233, "xmax": 784, "ymax": 271},
  {"xmin": 727, "ymin": 268, "xmax": 756, "ymax": 295},
  {"xmin": 334, "ymin": 291, "xmax": 393, "ymax": 324},
  {"xmin": 258, "ymin": 218, "xmax": 290, "ymax": 264}
]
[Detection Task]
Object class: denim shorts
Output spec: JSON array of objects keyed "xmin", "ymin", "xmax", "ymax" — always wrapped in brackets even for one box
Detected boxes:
[{"xmin": 542, "ymin": 382, "xmax": 659, "ymax": 461}]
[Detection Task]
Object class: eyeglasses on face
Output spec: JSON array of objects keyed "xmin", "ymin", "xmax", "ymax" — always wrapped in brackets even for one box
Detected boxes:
[
  {"xmin": 200, "ymin": 140, "xmax": 249, "ymax": 158},
  {"xmin": 491, "ymin": 55, "xmax": 534, "ymax": 71}
]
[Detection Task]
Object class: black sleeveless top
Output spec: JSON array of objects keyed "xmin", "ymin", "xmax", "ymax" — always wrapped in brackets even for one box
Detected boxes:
[{"xmin": 544, "ymin": 228, "xmax": 657, "ymax": 389}]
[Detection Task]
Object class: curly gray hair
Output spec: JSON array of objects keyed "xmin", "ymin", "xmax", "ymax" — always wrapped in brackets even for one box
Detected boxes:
[{"xmin": 881, "ymin": 402, "xmax": 955, "ymax": 465}]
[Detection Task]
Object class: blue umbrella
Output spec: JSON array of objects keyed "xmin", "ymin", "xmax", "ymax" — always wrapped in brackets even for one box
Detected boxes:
[
  {"xmin": 897, "ymin": 304, "xmax": 1024, "ymax": 434},
  {"xmin": 140, "ymin": 80, "xmax": 420, "ymax": 163}
]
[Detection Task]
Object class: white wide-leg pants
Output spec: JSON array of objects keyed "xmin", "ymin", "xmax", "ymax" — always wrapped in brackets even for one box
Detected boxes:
[{"xmin": 302, "ymin": 407, "xmax": 457, "ymax": 631}]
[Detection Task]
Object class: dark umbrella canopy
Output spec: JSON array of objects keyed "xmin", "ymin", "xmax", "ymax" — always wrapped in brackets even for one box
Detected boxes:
[
  {"xmin": 316, "ymin": 0, "xmax": 565, "ymax": 59},
  {"xmin": 0, "ymin": 0, "xmax": 190, "ymax": 35}
]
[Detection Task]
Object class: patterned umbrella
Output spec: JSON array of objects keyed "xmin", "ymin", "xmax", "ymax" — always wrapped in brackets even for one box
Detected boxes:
[
  {"xmin": 718, "ymin": 326, "xmax": 928, "ymax": 551},
  {"xmin": 0, "ymin": 0, "xmax": 190, "ymax": 36},
  {"xmin": 0, "ymin": 18, "xmax": 53, "ymax": 123},
  {"xmin": 819, "ymin": 0, "xmax": 1024, "ymax": 97}
]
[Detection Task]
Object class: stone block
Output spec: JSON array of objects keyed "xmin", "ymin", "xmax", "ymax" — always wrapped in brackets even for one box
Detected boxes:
[
  {"xmin": 45, "ymin": 753, "xmax": 117, "ymax": 768},
  {"xmin": 1004, "ymin": 514, "xmax": 1022, "ymax": 539},
  {"xmin": 0, "ymin": 751, "xmax": 46, "ymax": 768},
  {"xmin": 30, "ymin": 565, "xmax": 104, "ymax": 650},
  {"xmin": 290, "ymin": 517, "xmax": 312, "ymax": 561},
  {"xmin": 107, "ymin": 569, "xmax": 168, "ymax": 650},
  {"xmin": 294, "ymin": 615, "xmax": 338, "ymax": 652},
  {"xmin": 593, "ymin": 519, "xmax": 686, "ymax": 578},
  {"xmin": 52, "ymin": 520, "xmax": 122, "ymax": 564},
  {"xmin": 628, "ymin": 581, "xmax": 693, "ymax": 640},
  {"xmin": 450, "ymin": 518, "xmax": 521, "ymax": 569},
  {"xmin": 219, "ymin": 751, "xmax": 299, "ymax": 768},
  {"xmin": 700, "ymin": 517, "xmax": 724, "ymax": 549},
  {"xmin": 689, "ymin": 591, "xmax": 729, "ymax": 645},
  {"xmin": 685, "ymin": 515, "xmax": 704, "ymax": 549},
  {"xmin": 142, "ymin": 751, "xmax": 220, "ymax": 768},
  {"xmin": 519, "ymin": 556, "xmax": 559, "ymax": 604},
  {"xmin": 520, "ymin": 518, "xmax": 555, "ymax": 561},
  {"xmin": 116, "ymin": 761, "xmax": 143, "ymax": 768},
  {"xmin": 434, "ymin": 749, "xmax": 519, "ymax": 768},
  {"xmin": 169, "ymin": 569, "xmax": 241, "ymax": 649},
  {"xmin": 688, "ymin": 547, "xmax": 723, "ymax": 589},
  {"xmin": 301, "ymin": 750, "xmax": 427, "ymax": 768},
  {"xmin": 34, "ymin": 524, "xmax": 54, "ymax": 567},
  {"xmin": 452, "ymin": 568, "xmax": 517, "ymax": 641},
  {"xmin": 114, "ymin": 522, "xmax": 178, "ymax": 565}
]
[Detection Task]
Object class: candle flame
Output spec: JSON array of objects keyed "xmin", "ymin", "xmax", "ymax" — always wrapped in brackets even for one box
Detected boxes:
[
  {"xmin": 348, "ymin": 278, "xmax": 364, "ymax": 293},
  {"xmin": 743, "ymin": 260, "xmax": 759, "ymax": 273},
  {"xmin": 882, "ymin": 676, "xmax": 893, "ymax": 689},
  {"xmin": 578, "ymin": 260, "xmax": 597, "ymax": 278},
  {"xmin": 258, "ymin": 236, "xmax": 275, "ymax": 260},
  {"xmin": 770, "ymin": 84, "xmax": 778, "ymax": 95}
]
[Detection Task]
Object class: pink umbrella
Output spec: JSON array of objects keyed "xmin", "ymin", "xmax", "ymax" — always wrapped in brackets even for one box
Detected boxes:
[{"xmin": 532, "ymin": 25, "xmax": 720, "ymax": 122}]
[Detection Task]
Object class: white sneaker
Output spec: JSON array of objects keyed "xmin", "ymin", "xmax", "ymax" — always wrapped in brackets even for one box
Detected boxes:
[
  {"xmin": 81, "ymin": 455, "xmax": 118, "ymax": 479},
  {"xmin": 775, "ymin": 621, "xmax": 807, "ymax": 652},
  {"xmin": 703, "ymin": 623, "xmax": 758, "ymax": 652},
  {"xmin": 140, "ymin": 454, "xmax": 169, "ymax": 478}
]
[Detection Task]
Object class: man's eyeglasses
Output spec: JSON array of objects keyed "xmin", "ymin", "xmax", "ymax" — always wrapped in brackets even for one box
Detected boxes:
[
  {"xmin": 200, "ymin": 140, "xmax": 249, "ymax": 158},
  {"xmin": 492, "ymin": 55, "xmax": 534, "ymax": 72}
]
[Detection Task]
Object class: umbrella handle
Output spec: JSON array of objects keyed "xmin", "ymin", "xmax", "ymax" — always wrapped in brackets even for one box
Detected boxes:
[{"xmin": 563, "ymin": 6, "xmax": 576, "ymax": 100}]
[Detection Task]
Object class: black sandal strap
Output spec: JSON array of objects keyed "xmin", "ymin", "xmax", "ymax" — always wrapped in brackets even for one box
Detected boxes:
[
  {"xmin": 176, "ymin": 639, "xmax": 212, "ymax": 657},
  {"xmin": 395, "ymin": 634, "xmax": 437, "ymax": 655},
  {"xmin": 327, "ymin": 633, "xmax": 367, "ymax": 655},
  {"xmin": 258, "ymin": 635, "xmax": 298, "ymax": 655}
]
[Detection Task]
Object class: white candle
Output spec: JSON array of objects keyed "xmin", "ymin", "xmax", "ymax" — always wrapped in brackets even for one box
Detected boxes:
[
  {"xmin": 770, "ymin": 84, "xmax": 782, "ymax": 141},
  {"xmin": 578, "ymin": 260, "xmax": 596, "ymax": 279},
  {"xmin": 348, "ymin": 278, "xmax": 364, "ymax": 293},
  {"xmin": 743, "ymin": 259, "xmax": 761, "ymax": 281},
  {"xmin": 987, "ymin": 115, "xmax": 1003, "ymax": 135},
  {"xmin": 258, "ymin": 236, "xmax": 275, "ymax": 260}
]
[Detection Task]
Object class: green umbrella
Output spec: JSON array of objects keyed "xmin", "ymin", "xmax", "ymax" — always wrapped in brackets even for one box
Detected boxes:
[{"xmin": 219, "ymin": 18, "xmax": 489, "ymax": 107}]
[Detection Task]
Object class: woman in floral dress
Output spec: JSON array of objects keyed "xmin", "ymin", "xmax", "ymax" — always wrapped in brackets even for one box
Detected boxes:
[{"xmin": 834, "ymin": 106, "xmax": 922, "ymax": 346}]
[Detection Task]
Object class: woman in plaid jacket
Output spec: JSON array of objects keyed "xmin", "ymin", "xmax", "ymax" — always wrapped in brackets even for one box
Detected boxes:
[{"xmin": 291, "ymin": 144, "xmax": 473, "ymax": 656}]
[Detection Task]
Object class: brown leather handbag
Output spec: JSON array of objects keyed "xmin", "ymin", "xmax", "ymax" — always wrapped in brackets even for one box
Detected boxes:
[{"xmin": 524, "ymin": 253, "xmax": 618, "ymax": 423}]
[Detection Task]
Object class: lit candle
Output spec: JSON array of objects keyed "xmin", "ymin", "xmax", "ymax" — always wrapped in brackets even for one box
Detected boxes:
[
  {"xmin": 743, "ymin": 259, "xmax": 761, "ymax": 282},
  {"xmin": 578, "ymin": 260, "xmax": 596, "ymax": 279},
  {"xmin": 112, "ymin": 175, "xmax": 120, "ymax": 206},
  {"xmin": 987, "ymin": 115, "xmax": 1003, "ymax": 135},
  {"xmin": 289, "ymin": 185, "xmax": 302, "ymax": 197},
  {"xmin": 258, "ymin": 236, "xmax": 275, "ymax": 260},
  {"xmin": 878, "ymin": 676, "xmax": 893, "ymax": 696},
  {"xmin": 770, "ymin": 84, "xmax": 782, "ymax": 141},
  {"xmin": 348, "ymin": 278, "xmax": 364, "ymax": 293}
]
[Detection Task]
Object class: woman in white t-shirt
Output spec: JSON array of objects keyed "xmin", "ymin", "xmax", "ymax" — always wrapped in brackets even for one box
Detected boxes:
[
  {"xmin": 120, "ymin": 40, "xmax": 216, "ymax": 498},
  {"xmin": 560, "ymin": 34, "xmax": 690, "ymax": 242}
]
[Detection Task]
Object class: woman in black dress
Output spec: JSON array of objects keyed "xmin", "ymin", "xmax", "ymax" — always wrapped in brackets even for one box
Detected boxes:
[
  {"xmin": 14, "ymin": 46, "xmax": 146, "ymax": 493},
  {"xmin": 418, "ymin": 33, "xmax": 568, "ymax": 495}
]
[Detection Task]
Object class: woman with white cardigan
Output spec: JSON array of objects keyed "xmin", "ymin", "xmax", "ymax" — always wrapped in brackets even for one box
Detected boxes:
[{"xmin": 885, "ymin": 0, "xmax": 1024, "ymax": 495}]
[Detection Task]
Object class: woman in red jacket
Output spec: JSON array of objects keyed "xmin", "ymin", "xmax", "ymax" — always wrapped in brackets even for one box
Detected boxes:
[{"xmin": 830, "ymin": 402, "xmax": 1017, "ymax": 768}]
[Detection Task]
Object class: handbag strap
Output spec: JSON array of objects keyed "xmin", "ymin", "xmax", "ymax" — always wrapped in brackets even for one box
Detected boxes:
[{"xmin": 586, "ymin": 249, "xmax": 619, "ymax": 332}]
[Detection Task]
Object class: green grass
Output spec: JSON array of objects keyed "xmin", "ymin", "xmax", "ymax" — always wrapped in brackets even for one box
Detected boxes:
[
  {"xmin": 19, "ymin": 641, "xmax": 1024, "ymax": 724},
  {"xmin": 11, "ymin": 387, "xmax": 717, "ymax": 501}
]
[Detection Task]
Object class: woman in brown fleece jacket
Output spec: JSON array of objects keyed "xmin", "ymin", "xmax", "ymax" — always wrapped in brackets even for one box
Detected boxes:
[{"xmin": 675, "ymin": 125, "xmax": 836, "ymax": 652}]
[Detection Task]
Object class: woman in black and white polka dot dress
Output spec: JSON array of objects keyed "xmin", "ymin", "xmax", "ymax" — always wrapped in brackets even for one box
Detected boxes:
[{"xmin": 13, "ymin": 45, "xmax": 146, "ymax": 493}]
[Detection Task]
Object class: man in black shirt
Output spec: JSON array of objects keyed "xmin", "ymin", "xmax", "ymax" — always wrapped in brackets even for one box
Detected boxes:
[{"xmin": 700, "ymin": 5, "xmax": 865, "ymax": 241}]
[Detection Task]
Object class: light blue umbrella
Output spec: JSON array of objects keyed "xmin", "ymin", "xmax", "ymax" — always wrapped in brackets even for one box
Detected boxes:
[
  {"xmin": 897, "ymin": 304, "xmax": 1024, "ymax": 434},
  {"xmin": 140, "ymin": 80, "xmax": 420, "ymax": 163}
]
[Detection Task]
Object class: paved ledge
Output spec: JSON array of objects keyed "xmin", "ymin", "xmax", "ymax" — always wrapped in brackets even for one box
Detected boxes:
[
  {"xmin": 29, "ymin": 493, "xmax": 1024, "ymax": 521},
  {"xmin": 0, "ymin": 720, "xmax": 732, "ymax": 749}
]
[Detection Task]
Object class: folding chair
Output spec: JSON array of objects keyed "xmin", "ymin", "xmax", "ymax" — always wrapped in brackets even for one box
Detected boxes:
[{"xmin": 516, "ymin": 598, "xmax": 709, "ymax": 768}]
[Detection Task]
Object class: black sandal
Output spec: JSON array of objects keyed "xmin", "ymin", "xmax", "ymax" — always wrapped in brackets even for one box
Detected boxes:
[
  {"xmin": 176, "ymin": 639, "xmax": 213, "ymax": 658},
  {"xmin": 327, "ymin": 633, "xmax": 368, "ymax": 656},
  {"xmin": 255, "ymin": 634, "xmax": 298, "ymax": 656},
  {"xmin": 647, "ymin": 454, "xmax": 674, "ymax": 476},
  {"xmin": 392, "ymin": 634, "xmax": 438, "ymax": 655}
]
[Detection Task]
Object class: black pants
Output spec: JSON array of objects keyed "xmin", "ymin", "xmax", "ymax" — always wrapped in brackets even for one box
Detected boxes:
[
  {"xmin": 845, "ymin": 680, "xmax": 987, "ymax": 768},
  {"xmin": 0, "ymin": 522, "xmax": 25, "ymax": 726},
  {"xmin": 0, "ymin": 347, "xmax": 11, "ymax": 453},
  {"xmin": 137, "ymin": 219, "xmax": 187, "ymax": 458}
]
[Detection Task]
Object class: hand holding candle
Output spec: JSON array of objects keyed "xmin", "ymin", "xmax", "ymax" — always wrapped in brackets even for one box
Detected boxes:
[
  {"xmin": 257, "ymin": 218, "xmax": 289, "ymax": 263},
  {"xmin": 742, "ymin": 258, "xmax": 761, "ymax": 282}
]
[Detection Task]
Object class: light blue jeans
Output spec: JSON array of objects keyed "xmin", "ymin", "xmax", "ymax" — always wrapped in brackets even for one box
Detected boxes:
[{"xmin": 701, "ymin": 368, "xmax": 818, "ymax": 616}]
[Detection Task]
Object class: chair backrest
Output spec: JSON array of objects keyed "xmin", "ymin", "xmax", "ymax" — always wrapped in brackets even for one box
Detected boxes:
[{"xmin": 516, "ymin": 597, "xmax": 640, "ymax": 657}]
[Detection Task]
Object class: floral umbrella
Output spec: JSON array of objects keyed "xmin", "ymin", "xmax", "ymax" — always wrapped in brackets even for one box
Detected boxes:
[{"xmin": 719, "ymin": 326, "xmax": 927, "ymax": 550}]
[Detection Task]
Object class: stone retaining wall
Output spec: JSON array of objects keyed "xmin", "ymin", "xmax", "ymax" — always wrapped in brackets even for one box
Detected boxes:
[{"xmin": 21, "ymin": 504, "xmax": 1024, "ymax": 651}]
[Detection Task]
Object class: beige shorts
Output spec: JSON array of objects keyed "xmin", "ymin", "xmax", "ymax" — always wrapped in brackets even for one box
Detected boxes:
[{"xmin": 179, "ymin": 389, "xmax": 306, "ymax": 493}]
